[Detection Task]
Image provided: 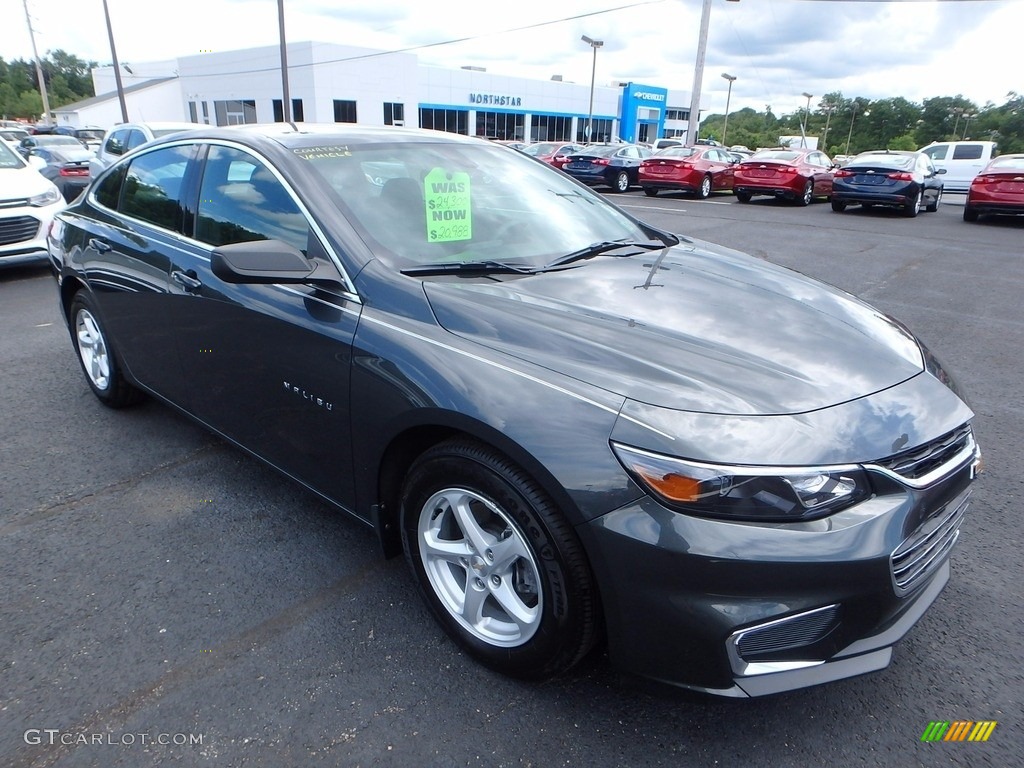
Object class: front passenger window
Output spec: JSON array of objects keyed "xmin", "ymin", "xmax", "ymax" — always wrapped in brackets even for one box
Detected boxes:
[{"xmin": 195, "ymin": 146, "xmax": 310, "ymax": 254}]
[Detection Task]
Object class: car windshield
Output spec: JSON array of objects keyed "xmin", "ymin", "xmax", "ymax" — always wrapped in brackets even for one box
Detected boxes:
[
  {"xmin": 988, "ymin": 156, "xmax": 1024, "ymax": 172},
  {"xmin": 295, "ymin": 139, "xmax": 655, "ymax": 271},
  {"xmin": 1, "ymin": 129, "xmax": 29, "ymax": 141},
  {"xmin": 522, "ymin": 142, "xmax": 563, "ymax": 157},
  {"xmin": 574, "ymin": 145, "xmax": 621, "ymax": 158},
  {"xmin": 38, "ymin": 136, "xmax": 81, "ymax": 146},
  {"xmin": 749, "ymin": 150, "xmax": 801, "ymax": 163},
  {"xmin": 657, "ymin": 147, "xmax": 698, "ymax": 158},
  {"xmin": 851, "ymin": 154, "xmax": 915, "ymax": 170},
  {"xmin": 0, "ymin": 141, "xmax": 25, "ymax": 168},
  {"xmin": 51, "ymin": 148, "xmax": 94, "ymax": 163},
  {"xmin": 76, "ymin": 129, "xmax": 104, "ymax": 141}
]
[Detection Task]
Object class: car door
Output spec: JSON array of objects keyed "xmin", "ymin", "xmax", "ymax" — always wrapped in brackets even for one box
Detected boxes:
[
  {"xmin": 707, "ymin": 149, "xmax": 734, "ymax": 189},
  {"xmin": 166, "ymin": 142, "xmax": 362, "ymax": 507},
  {"xmin": 808, "ymin": 152, "xmax": 834, "ymax": 196},
  {"xmin": 72, "ymin": 144, "xmax": 199, "ymax": 406}
]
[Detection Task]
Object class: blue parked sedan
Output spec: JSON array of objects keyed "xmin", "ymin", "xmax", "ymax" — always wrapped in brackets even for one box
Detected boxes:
[
  {"xmin": 562, "ymin": 143, "xmax": 652, "ymax": 192},
  {"xmin": 831, "ymin": 150, "xmax": 946, "ymax": 217}
]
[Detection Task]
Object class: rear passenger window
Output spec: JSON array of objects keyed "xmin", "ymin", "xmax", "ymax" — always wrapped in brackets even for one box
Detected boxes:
[
  {"xmin": 120, "ymin": 145, "xmax": 192, "ymax": 231},
  {"xmin": 93, "ymin": 164, "xmax": 127, "ymax": 210},
  {"xmin": 951, "ymin": 144, "xmax": 983, "ymax": 160},
  {"xmin": 195, "ymin": 146, "xmax": 309, "ymax": 254}
]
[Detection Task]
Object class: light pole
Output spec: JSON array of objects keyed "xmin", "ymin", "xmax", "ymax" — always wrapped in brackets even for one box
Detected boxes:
[
  {"xmin": 821, "ymin": 98, "xmax": 836, "ymax": 151},
  {"xmin": 801, "ymin": 91, "xmax": 813, "ymax": 147},
  {"xmin": 950, "ymin": 107, "xmax": 964, "ymax": 139},
  {"xmin": 961, "ymin": 113, "xmax": 974, "ymax": 140},
  {"xmin": 581, "ymin": 35, "xmax": 603, "ymax": 143},
  {"xmin": 845, "ymin": 104, "xmax": 866, "ymax": 157},
  {"xmin": 721, "ymin": 73, "xmax": 736, "ymax": 147},
  {"xmin": 687, "ymin": 0, "xmax": 741, "ymax": 145}
]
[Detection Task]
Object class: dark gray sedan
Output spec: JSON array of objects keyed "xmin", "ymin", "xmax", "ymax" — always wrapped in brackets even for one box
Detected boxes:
[{"xmin": 48, "ymin": 124, "xmax": 980, "ymax": 697}]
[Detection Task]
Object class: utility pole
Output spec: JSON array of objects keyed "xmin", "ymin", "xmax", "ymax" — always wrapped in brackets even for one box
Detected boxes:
[
  {"xmin": 22, "ymin": 0, "xmax": 51, "ymax": 124},
  {"xmin": 278, "ymin": 0, "xmax": 292, "ymax": 124},
  {"xmin": 101, "ymin": 0, "xmax": 130, "ymax": 123}
]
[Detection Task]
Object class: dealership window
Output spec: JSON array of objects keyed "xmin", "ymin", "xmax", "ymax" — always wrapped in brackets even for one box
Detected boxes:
[
  {"xmin": 120, "ymin": 145, "xmax": 193, "ymax": 231},
  {"xmin": 384, "ymin": 102, "xmax": 405, "ymax": 126},
  {"xmin": 576, "ymin": 118, "xmax": 613, "ymax": 143},
  {"xmin": 195, "ymin": 146, "xmax": 309, "ymax": 254},
  {"xmin": 665, "ymin": 108, "xmax": 690, "ymax": 121},
  {"xmin": 201, "ymin": 102, "xmax": 210, "ymax": 124},
  {"xmin": 419, "ymin": 108, "xmax": 468, "ymax": 135},
  {"xmin": 213, "ymin": 99, "xmax": 257, "ymax": 126},
  {"xmin": 188, "ymin": 101, "xmax": 198, "ymax": 123},
  {"xmin": 476, "ymin": 111, "xmax": 525, "ymax": 141},
  {"xmin": 273, "ymin": 98, "xmax": 305, "ymax": 122},
  {"xmin": 531, "ymin": 115, "xmax": 572, "ymax": 142},
  {"xmin": 334, "ymin": 100, "xmax": 357, "ymax": 123}
]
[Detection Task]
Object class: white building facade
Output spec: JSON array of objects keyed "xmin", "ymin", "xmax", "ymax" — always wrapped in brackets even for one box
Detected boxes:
[{"xmin": 66, "ymin": 42, "xmax": 696, "ymax": 144}]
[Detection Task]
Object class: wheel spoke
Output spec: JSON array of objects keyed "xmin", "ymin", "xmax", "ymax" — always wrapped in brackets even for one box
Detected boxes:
[
  {"xmin": 450, "ymin": 493, "xmax": 496, "ymax": 555},
  {"xmin": 461, "ymin": 579, "xmax": 488, "ymax": 624},
  {"xmin": 422, "ymin": 531, "xmax": 473, "ymax": 564},
  {"xmin": 489, "ymin": 579, "xmax": 539, "ymax": 631},
  {"xmin": 488, "ymin": 533, "xmax": 531, "ymax": 574}
]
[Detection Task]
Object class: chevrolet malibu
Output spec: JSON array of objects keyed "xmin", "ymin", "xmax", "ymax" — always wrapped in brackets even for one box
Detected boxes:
[{"xmin": 49, "ymin": 124, "xmax": 981, "ymax": 697}]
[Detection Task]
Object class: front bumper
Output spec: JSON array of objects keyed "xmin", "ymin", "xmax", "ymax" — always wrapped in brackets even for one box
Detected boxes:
[{"xmin": 578, "ymin": 443, "xmax": 978, "ymax": 696}]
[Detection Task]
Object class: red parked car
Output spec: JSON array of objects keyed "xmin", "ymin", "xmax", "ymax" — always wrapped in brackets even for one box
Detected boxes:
[
  {"xmin": 521, "ymin": 141, "xmax": 584, "ymax": 169},
  {"xmin": 639, "ymin": 145, "xmax": 738, "ymax": 198},
  {"xmin": 733, "ymin": 147, "xmax": 836, "ymax": 206},
  {"xmin": 963, "ymin": 154, "xmax": 1024, "ymax": 222}
]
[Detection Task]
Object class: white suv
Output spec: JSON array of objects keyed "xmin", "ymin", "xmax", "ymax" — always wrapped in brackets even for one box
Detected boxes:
[
  {"xmin": 89, "ymin": 121, "xmax": 197, "ymax": 178},
  {"xmin": 918, "ymin": 141, "xmax": 998, "ymax": 193}
]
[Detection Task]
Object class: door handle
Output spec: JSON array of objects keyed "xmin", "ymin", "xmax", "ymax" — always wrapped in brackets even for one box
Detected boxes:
[
  {"xmin": 88, "ymin": 238, "xmax": 112, "ymax": 254},
  {"xmin": 172, "ymin": 269, "xmax": 203, "ymax": 293}
]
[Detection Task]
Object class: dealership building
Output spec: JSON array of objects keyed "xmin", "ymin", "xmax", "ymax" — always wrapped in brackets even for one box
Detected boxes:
[{"xmin": 55, "ymin": 41, "xmax": 697, "ymax": 144}]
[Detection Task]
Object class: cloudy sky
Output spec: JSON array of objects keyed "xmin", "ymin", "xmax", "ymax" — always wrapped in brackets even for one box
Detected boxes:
[{"xmin": 4, "ymin": 0, "xmax": 1020, "ymax": 116}]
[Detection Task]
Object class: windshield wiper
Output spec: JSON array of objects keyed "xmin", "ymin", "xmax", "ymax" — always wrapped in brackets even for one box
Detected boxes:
[
  {"xmin": 539, "ymin": 239, "xmax": 668, "ymax": 271},
  {"xmin": 401, "ymin": 260, "xmax": 536, "ymax": 276}
]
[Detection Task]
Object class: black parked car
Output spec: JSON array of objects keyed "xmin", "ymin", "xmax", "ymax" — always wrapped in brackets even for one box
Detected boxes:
[
  {"xmin": 561, "ymin": 143, "xmax": 652, "ymax": 192},
  {"xmin": 831, "ymin": 150, "xmax": 946, "ymax": 217},
  {"xmin": 49, "ymin": 124, "xmax": 981, "ymax": 697},
  {"xmin": 28, "ymin": 145, "xmax": 93, "ymax": 201}
]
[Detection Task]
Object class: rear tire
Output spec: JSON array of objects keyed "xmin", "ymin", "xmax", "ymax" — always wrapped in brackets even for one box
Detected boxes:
[
  {"xmin": 797, "ymin": 179, "xmax": 814, "ymax": 206},
  {"xmin": 831, "ymin": 200, "xmax": 847, "ymax": 212},
  {"xmin": 643, "ymin": 187, "xmax": 659, "ymax": 197},
  {"xmin": 903, "ymin": 189, "xmax": 922, "ymax": 218},
  {"xmin": 963, "ymin": 205, "xmax": 979, "ymax": 222},
  {"xmin": 697, "ymin": 175, "xmax": 712, "ymax": 199},
  {"xmin": 735, "ymin": 190, "xmax": 752, "ymax": 203},
  {"xmin": 69, "ymin": 292, "xmax": 144, "ymax": 409},
  {"xmin": 400, "ymin": 438, "xmax": 600, "ymax": 680}
]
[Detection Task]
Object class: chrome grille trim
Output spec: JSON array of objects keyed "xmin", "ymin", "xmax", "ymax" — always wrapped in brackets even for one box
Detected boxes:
[
  {"xmin": 890, "ymin": 489, "xmax": 970, "ymax": 596},
  {"xmin": 0, "ymin": 197, "xmax": 31, "ymax": 209},
  {"xmin": 726, "ymin": 604, "xmax": 840, "ymax": 676},
  {"xmin": 866, "ymin": 428, "xmax": 978, "ymax": 489}
]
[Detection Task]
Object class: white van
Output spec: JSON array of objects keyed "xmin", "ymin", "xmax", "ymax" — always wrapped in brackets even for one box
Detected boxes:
[{"xmin": 918, "ymin": 141, "xmax": 998, "ymax": 192}]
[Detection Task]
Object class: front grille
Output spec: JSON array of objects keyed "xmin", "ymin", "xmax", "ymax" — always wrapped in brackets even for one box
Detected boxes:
[
  {"xmin": 891, "ymin": 490, "xmax": 969, "ymax": 595},
  {"xmin": 0, "ymin": 197, "xmax": 31, "ymax": 210},
  {"xmin": 875, "ymin": 424, "xmax": 972, "ymax": 481},
  {"xmin": 735, "ymin": 605, "xmax": 840, "ymax": 659},
  {"xmin": 0, "ymin": 215, "xmax": 40, "ymax": 246}
]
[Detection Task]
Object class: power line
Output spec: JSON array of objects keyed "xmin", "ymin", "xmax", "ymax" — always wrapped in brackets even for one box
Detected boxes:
[{"xmin": 176, "ymin": 1, "xmax": 664, "ymax": 79}]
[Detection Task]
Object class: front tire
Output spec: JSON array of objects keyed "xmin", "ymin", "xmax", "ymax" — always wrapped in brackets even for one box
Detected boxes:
[
  {"xmin": 611, "ymin": 170, "xmax": 630, "ymax": 193},
  {"xmin": 69, "ymin": 292, "xmax": 143, "ymax": 408},
  {"xmin": 400, "ymin": 439, "xmax": 599, "ymax": 680}
]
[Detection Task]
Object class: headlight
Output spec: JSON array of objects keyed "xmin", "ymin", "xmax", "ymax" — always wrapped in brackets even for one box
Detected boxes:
[
  {"xmin": 612, "ymin": 443, "xmax": 870, "ymax": 522},
  {"xmin": 28, "ymin": 186, "xmax": 61, "ymax": 207}
]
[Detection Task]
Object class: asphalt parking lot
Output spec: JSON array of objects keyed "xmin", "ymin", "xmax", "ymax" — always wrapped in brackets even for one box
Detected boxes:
[{"xmin": 2, "ymin": 192, "xmax": 1021, "ymax": 767}]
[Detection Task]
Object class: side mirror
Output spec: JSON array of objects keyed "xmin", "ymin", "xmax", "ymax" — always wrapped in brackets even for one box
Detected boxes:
[
  {"xmin": 211, "ymin": 239, "xmax": 338, "ymax": 285},
  {"xmin": 935, "ymin": 168, "xmax": 947, "ymax": 175}
]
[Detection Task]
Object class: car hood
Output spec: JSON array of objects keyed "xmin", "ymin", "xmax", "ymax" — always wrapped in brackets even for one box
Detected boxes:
[
  {"xmin": 423, "ymin": 239, "xmax": 925, "ymax": 416},
  {"xmin": 0, "ymin": 164, "xmax": 51, "ymax": 198}
]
